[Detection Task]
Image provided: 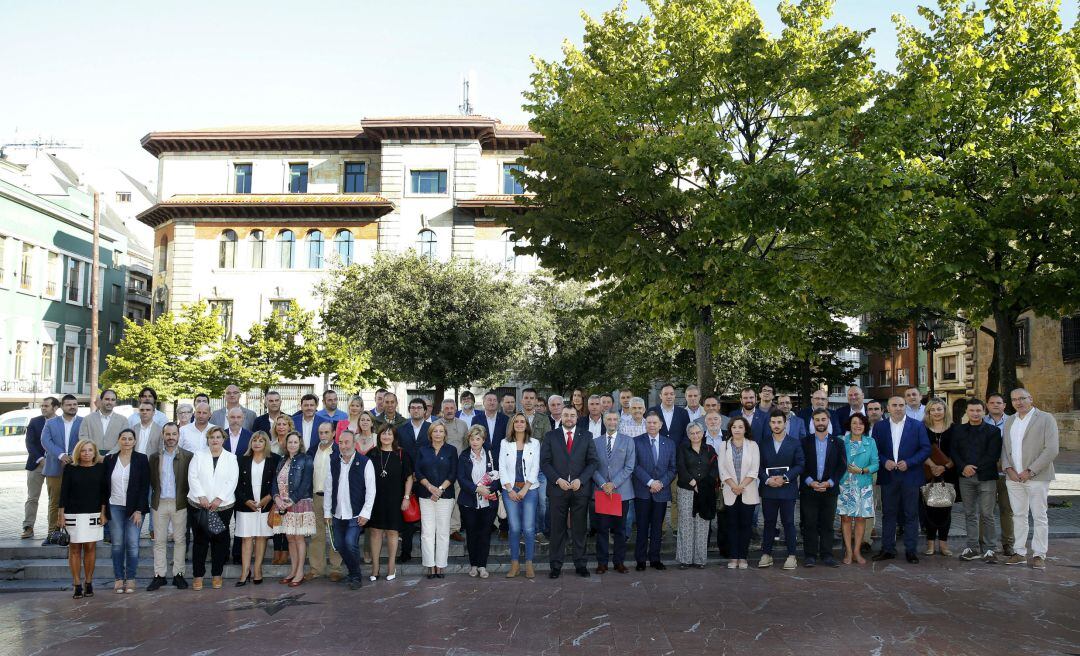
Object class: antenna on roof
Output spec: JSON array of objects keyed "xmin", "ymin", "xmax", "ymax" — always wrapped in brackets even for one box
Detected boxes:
[{"xmin": 459, "ymin": 71, "xmax": 477, "ymax": 116}]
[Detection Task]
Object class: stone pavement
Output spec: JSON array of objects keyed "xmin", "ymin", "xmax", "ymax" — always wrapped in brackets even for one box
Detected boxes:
[{"xmin": 1, "ymin": 540, "xmax": 1079, "ymax": 655}]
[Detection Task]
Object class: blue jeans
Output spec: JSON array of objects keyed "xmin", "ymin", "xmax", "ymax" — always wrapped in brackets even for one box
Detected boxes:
[
  {"xmin": 505, "ymin": 487, "xmax": 538, "ymax": 562},
  {"xmin": 330, "ymin": 517, "xmax": 363, "ymax": 579},
  {"xmin": 109, "ymin": 504, "xmax": 142, "ymax": 580},
  {"xmin": 536, "ymin": 472, "xmax": 550, "ymax": 535}
]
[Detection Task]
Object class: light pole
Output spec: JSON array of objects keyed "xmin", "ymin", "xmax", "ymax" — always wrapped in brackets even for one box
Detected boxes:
[{"xmin": 916, "ymin": 320, "xmax": 942, "ymax": 398}]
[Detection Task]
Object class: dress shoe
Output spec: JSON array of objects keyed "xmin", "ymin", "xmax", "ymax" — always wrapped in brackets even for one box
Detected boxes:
[
  {"xmin": 1004, "ymin": 554, "xmax": 1026, "ymax": 566},
  {"xmin": 450, "ymin": 531, "xmax": 465, "ymax": 542},
  {"xmin": 576, "ymin": 567, "xmax": 590, "ymax": 578},
  {"xmin": 549, "ymin": 568, "xmax": 561, "ymax": 579},
  {"xmin": 651, "ymin": 562, "xmax": 666, "ymax": 571},
  {"xmin": 147, "ymin": 576, "xmax": 167, "ymax": 592},
  {"xmin": 596, "ymin": 564, "xmax": 608, "ymax": 574},
  {"xmin": 235, "ymin": 579, "xmax": 247, "ymax": 587},
  {"xmin": 173, "ymin": 574, "xmax": 188, "ymax": 589},
  {"xmin": 905, "ymin": 552, "xmax": 919, "ymax": 564},
  {"xmin": 635, "ymin": 562, "xmax": 647, "ymax": 572},
  {"xmin": 872, "ymin": 551, "xmax": 895, "ymax": 562},
  {"xmin": 614, "ymin": 564, "xmax": 629, "ymax": 574},
  {"xmin": 823, "ymin": 556, "xmax": 840, "ymax": 568}
]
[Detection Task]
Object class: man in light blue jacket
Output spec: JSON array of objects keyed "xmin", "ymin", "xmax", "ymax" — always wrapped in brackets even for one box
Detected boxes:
[
  {"xmin": 40, "ymin": 394, "xmax": 83, "ymax": 545},
  {"xmin": 592, "ymin": 411, "xmax": 636, "ymax": 574}
]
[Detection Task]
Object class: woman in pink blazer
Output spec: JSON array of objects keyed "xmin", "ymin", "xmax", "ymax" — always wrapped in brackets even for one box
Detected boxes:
[{"xmin": 719, "ymin": 417, "xmax": 760, "ymax": 569}]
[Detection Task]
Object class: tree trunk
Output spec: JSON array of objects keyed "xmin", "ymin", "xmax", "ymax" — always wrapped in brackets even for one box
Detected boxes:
[
  {"xmin": 694, "ymin": 306, "xmax": 716, "ymax": 394},
  {"xmin": 984, "ymin": 347, "xmax": 999, "ymax": 400},
  {"xmin": 992, "ymin": 309, "xmax": 1020, "ymax": 411},
  {"xmin": 433, "ymin": 386, "xmax": 446, "ymax": 410}
]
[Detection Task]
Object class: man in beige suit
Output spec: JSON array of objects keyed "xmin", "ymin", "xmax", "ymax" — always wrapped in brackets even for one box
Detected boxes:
[
  {"xmin": 1001, "ymin": 388, "xmax": 1059, "ymax": 570},
  {"xmin": 78, "ymin": 389, "xmax": 126, "ymax": 455}
]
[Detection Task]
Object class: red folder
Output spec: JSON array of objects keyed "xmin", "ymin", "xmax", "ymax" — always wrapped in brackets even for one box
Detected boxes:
[{"xmin": 594, "ymin": 491, "xmax": 623, "ymax": 516}]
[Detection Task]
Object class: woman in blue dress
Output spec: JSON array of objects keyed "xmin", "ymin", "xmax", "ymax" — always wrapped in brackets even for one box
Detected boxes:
[{"xmin": 838, "ymin": 413, "xmax": 878, "ymax": 564}]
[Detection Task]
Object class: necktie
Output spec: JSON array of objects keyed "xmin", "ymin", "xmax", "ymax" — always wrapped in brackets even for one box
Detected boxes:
[
  {"xmin": 566, "ymin": 430, "xmax": 573, "ymax": 453},
  {"xmin": 607, "ymin": 435, "xmax": 614, "ymax": 457},
  {"xmin": 652, "ymin": 438, "xmax": 659, "ymax": 462}
]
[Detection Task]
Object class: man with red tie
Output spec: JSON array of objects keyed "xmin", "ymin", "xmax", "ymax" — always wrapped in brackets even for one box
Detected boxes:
[{"xmin": 540, "ymin": 406, "xmax": 600, "ymax": 579}]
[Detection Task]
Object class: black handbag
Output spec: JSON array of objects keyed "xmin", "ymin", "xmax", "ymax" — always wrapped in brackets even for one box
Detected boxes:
[
  {"xmin": 51, "ymin": 527, "xmax": 70, "ymax": 547},
  {"xmin": 194, "ymin": 508, "xmax": 227, "ymax": 536}
]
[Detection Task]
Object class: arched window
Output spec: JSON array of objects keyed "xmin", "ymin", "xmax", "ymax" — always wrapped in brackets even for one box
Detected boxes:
[
  {"xmin": 417, "ymin": 229, "xmax": 437, "ymax": 261},
  {"xmin": 248, "ymin": 230, "xmax": 265, "ymax": 268},
  {"xmin": 218, "ymin": 229, "xmax": 237, "ymax": 268},
  {"xmin": 278, "ymin": 230, "xmax": 295, "ymax": 269},
  {"xmin": 334, "ymin": 230, "xmax": 354, "ymax": 266},
  {"xmin": 307, "ymin": 230, "xmax": 324, "ymax": 268},
  {"xmin": 158, "ymin": 236, "xmax": 168, "ymax": 272}
]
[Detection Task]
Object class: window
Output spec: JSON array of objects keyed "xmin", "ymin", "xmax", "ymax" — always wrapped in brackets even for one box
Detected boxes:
[
  {"xmin": 1015, "ymin": 318, "xmax": 1030, "ymax": 366},
  {"xmin": 502, "ymin": 163, "xmax": 525, "ymax": 194},
  {"xmin": 115, "ymin": 191, "xmax": 131, "ymax": 203},
  {"xmin": 918, "ymin": 365, "xmax": 926, "ymax": 386},
  {"xmin": 85, "ymin": 348, "xmax": 92, "ymax": 383},
  {"xmin": 209, "ymin": 300, "xmax": 234, "ymax": 338},
  {"xmin": 343, "ymin": 162, "xmax": 366, "ymax": 193},
  {"xmin": 63, "ymin": 346, "xmax": 76, "ymax": 384},
  {"xmin": 45, "ymin": 251, "xmax": 60, "ymax": 296},
  {"xmin": 108, "ymin": 322, "xmax": 120, "ymax": 344},
  {"xmin": 19, "ymin": 243, "xmax": 34, "ymax": 291},
  {"xmin": 896, "ymin": 331, "xmax": 909, "ymax": 350},
  {"xmin": 278, "ymin": 230, "xmax": 295, "ymax": 268},
  {"xmin": 40, "ymin": 344, "xmax": 53, "ymax": 380},
  {"xmin": 234, "ymin": 163, "xmax": 252, "ymax": 194},
  {"xmin": 307, "ymin": 230, "xmax": 324, "ymax": 268},
  {"xmin": 1063, "ymin": 315, "xmax": 1080, "ymax": 362},
  {"xmin": 218, "ymin": 230, "xmax": 238, "ymax": 268},
  {"xmin": 66, "ymin": 259, "xmax": 83, "ymax": 302},
  {"xmin": 896, "ymin": 368, "xmax": 909, "ymax": 386},
  {"xmin": 249, "ymin": 230, "xmax": 265, "ymax": 268},
  {"xmin": 111, "ymin": 284, "xmax": 121, "ymax": 304},
  {"xmin": 417, "ymin": 229, "xmax": 437, "ymax": 260},
  {"xmin": 288, "ymin": 163, "xmax": 309, "ymax": 193},
  {"xmin": 410, "ymin": 170, "xmax": 447, "ymax": 194},
  {"xmin": 334, "ymin": 230, "xmax": 354, "ymax": 266},
  {"xmin": 941, "ymin": 354, "xmax": 958, "ymax": 381},
  {"xmin": 14, "ymin": 341, "xmax": 28, "ymax": 379},
  {"xmin": 158, "ymin": 237, "xmax": 169, "ymax": 272},
  {"xmin": 271, "ymin": 299, "xmax": 293, "ymax": 316},
  {"xmin": 502, "ymin": 229, "xmax": 518, "ymax": 270}
]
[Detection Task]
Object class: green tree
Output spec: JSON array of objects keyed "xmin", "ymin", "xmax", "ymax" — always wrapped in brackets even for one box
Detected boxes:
[
  {"xmin": 224, "ymin": 303, "xmax": 323, "ymax": 394},
  {"xmin": 319, "ymin": 252, "xmax": 539, "ymax": 404},
  {"xmin": 100, "ymin": 301, "xmax": 228, "ymax": 402},
  {"xmin": 315, "ymin": 331, "xmax": 381, "ymax": 395},
  {"xmin": 510, "ymin": 0, "xmax": 878, "ymax": 393},
  {"xmin": 848, "ymin": 0, "xmax": 1079, "ymax": 397}
]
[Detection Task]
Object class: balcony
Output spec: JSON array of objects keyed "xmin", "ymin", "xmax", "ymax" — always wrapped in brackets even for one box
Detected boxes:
[{"xmin": 126, "ymin": 285, "xmax": 151, "ymax": 306}]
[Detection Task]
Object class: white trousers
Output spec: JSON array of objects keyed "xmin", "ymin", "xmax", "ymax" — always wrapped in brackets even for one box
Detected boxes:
[
  {"xmin": 420, "ymin": 497, "xmax": 455, "ymax": 568},
  {"xmin": 1006, "ymin": 479, "xmax": 1050, "ymax": 557}
]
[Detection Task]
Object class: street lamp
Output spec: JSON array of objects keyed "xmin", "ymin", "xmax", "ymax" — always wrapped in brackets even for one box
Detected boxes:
[{"xmin": 916, "ymin": 320, "xmax": 942, "ymax": 398}]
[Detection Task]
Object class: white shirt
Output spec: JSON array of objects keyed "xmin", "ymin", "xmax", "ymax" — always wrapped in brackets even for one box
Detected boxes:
[
  {"xmin": 889, "ymin": 418, "xmax": 905, "ymax": 462},
  {"xmin": 109, "ymin": 459, "xmax": 130, "ymax": 506},
  {"xmin": 470, "ymin": 449, "xmax": 493, "ymax": 509},
  {"xmin": 661, "ymin": 406, "xmax": 675, "ymax": 431},
  {"xmin": 1010, "ymin": 409, "xmax": 1034, "ymax": 471},
  {"xmin": 99, "ymin": 412, "xmax": 113, "ymax": 436},
  {"xmin": 325, "ymin": 454, "xmax": 376, "ymax": 520},
  {"xmin": 136, "ymin": 423, "xmax": 154, "ymax": 454},
  {"xmin": 63, "ymin": 418, "xmax": 76, "ymax": 445},
  {"xmin": 587, "ymin": 417, "xmax": 603, "ymax": 439},
  {"xmin": 484, "ymin": 413, "xmax": 499, "ymax": 444},
  {"xmin": 226, "ymin": 428, "xmax": 245, "ymax": 454},
  {"xmin": 250, "ymin": 458, "xmax": 265, "ymax": 504},
  {"xmin": 179, "ymin": 422, "xmax": 216, "ymax": 453},
  {"xmin": 301, "ymin": 418, "xmax": 315, "ymax": 445}
]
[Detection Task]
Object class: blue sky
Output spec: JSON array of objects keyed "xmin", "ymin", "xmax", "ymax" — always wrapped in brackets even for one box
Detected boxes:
[{"xmin": 1, "ymin": 0, "xmax": 1075, "ymax": 181}]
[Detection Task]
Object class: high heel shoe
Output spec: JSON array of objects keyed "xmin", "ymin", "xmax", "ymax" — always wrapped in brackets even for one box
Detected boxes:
[
  {"xmin": 252, "ymin": 577, "xmax": 263, "ymax": 585},
  {"xmin": 385, "ymin": 571, "xmax": 397, "ymax": 581},
  {"xmin": 235, "ymin": 579, "xmax": 247, "ymax": 587}
]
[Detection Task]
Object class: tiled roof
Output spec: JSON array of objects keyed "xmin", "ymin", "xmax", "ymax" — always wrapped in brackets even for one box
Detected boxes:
[
  {"xmin": 137, "ymin": 193, "xmax": 394, "ymax": 227},
  {"xmin": 160, "ymin": 193, "xmax": 389, "ymax": 206}
]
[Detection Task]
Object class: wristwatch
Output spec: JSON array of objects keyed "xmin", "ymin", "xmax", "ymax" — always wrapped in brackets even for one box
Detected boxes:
[
  {"xmin": 782, "ymin": 475, "xmax": 789, "ymax": 484},
  {"xmin": 404, "ymin": 494, "xmax": 410, "ymax": 499}
]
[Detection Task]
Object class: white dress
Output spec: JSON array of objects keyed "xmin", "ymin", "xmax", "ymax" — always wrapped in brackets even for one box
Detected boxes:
[{"xmin": 235, "ymin": 459, "xmax": 273, "ymax": 538}]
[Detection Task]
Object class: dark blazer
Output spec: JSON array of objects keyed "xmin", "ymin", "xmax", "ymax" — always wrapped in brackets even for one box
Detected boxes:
[
  {"xmin": 236, "ymin": 453, "xmax": 280, "ymax": 511},
  {"xmin": 149, "ymin": 447, "xmax": 193, "ymax": 511},
  {"xmin": 834, "ymin": 406, "xmax": 865, "ymax": 433},
  {"xmin": 456, "ymin": 446, "xmax": 500, "ymax": 508},
  {"xmin": 800, "ymin": 433, "xmax": 848, "ymax": 494},
  {"xmin": 872, "ymin": 417, "xmax": 932, "ymax": 487},
  {"xmin": 631, "ymin": 433, "xmax": 677, "ymax": 501},
  {"xmin": 252, "ymin": 412, "xmax": 286, "ymax": 436},
  {"xmin": 796, "ymin": 407, "xmax": 840, "ymax": 437},
  {"xmin": 272, "ymin": 453, "xmax": 314, "ymax": 501},
  {"xmin": 291, "ymin": 413, "xmax": 330, "ymax": 456},
  {"xmin": 104, "ymin": 451, "xmax": 151, "ymax": 519},
  {"xmin": 729, "ymin": 408, "xmax": 771, "ymax": 442},
  {"xmin": 25, "ymin": 414, "xmax": 48, "ymax": 470},
  {"xmin": 415, "ymin": 443, "xmax": 459, "ymax": 499},
  {"xmin": 224, "ymin": 427, "xmax": 253, "ymax": 457},
  {"xmin": 758, "ymin": 435, "xmax": 805, "ymax": 500},
  {"xmin": 950, "ymin": 422, "xmax": 1003, "ymax": 482},
  {"xmin": 648, "ymin": 405, "xmax": 691, "ymax": 446},
  {"xmin": 398, "ymin": 420, "xmax": 431, "ymax": 466},
  {"xmin": 676, "ymin": 442, "xmax": 719, "ymax": 491},
  {"xmin": 540, "ymin": 425, "xmax": 599, "ymax": 499},
  {"xmin": 471, "ymin": 412, "xmax": 508, "ymax": 463}
]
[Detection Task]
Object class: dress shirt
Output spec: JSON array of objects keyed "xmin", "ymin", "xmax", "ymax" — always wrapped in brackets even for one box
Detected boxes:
[
  {"xmin": 646, "ymin": 435, "xmax": 661, "ymax": 486},
  {"xmin": 227, "ymin": 428, "xmax": 244, "ymax": 454},
  {"xmin": 705, "ymin": 433, "xmax": 724, "ymax": 455},
  {"xmin": 325, "ymin": 454, "xmax": 376, "ymax": 520},
  {"xmin": 604, "ymin": 432, "xmax": 617, "ymax": 456},
  {"xmin": 470, "ymin": 450, "xmax": 493, "ymax": 508},
  {"xmin": 905, "ymin": 405, "xmax": 925, "ymax": 421},
  {"xmin": 136, "ymin": 423, "xmax": 154, "ymax": 454},
  {"xmin": 301, "ymin": 418, "xmax": 315, "ymax": 445},
  {"xmin": 618, "ymin": 415, "xmax": 647, "ymax": 438},
  {"xmin": 889, "ymin": 418, "xmax": 905, "ymax": 461},
  {"xmin": 1010, "ymin": 410, "xmax": 1033, "ymax": 471},
  {"xmin": 806, "ymin": 434, "xmax": 831, "ymax": 486},
  {"xmin": 159, "ymin": 448, "xmax": 177, "ymax": 500},
  {"xmin": 587, "ymin": 417, "xmax": 603, "ymax": 439},
  {"xmin": 661, "ymin": 406, "xmax": 675, "ymax": 431},
  {"xmin": 686, "ymin": 406, "xmax": 703, "ymax": 423},
  {"xmin": 99, "ymin": 412, "xmax": 114, "ymax": 436},
  {"xmin": 179, "ymin": 423, "xmax": 215, "ymax": 453},
  {"xmin": 987, "ymin": 414, "xmax": 1009, "ymax": 436},
  {"xmin": 63, "ymin": 418, "xmax": 76, "ymax": 446},
  {"xmin": 483, "ymin": 413, "xmax": 500, "ymax": 443},
  {"xmin": 313, "ymin": 443, "xmax": 334, "ymax": 494}
]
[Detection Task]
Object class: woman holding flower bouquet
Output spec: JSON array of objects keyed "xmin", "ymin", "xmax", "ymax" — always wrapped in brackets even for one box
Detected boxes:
[{"xmin": 457, "ymin": 425, "xmax": 500, "ymax": 578}]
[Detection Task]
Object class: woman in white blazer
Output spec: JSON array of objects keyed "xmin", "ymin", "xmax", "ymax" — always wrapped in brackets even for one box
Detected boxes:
[
  {"xmin": 186, "ymin": 426, "xmax": 239, "ymax": 590},
  {"xmin": 718, "ymin": 417, "xmax": 760, "ymax": 569},
  {"xmin": 499, "ymin": 413, "xmax": 541, "ymax": 579}
]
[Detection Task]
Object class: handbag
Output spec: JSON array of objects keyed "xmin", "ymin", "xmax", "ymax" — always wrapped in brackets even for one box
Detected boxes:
[
  {"xmin": 921, "ymin": 480, "xmax": 956, "ymax": 508},
  {"xmin": 402, "ymin": 495, "xmax": 421, "ymax": 523},
  {"xmin": 267, "ymin": 509, "xmax": 284, "ymax": 529},
  {"xmin": 195, "ymin": 507, "xmax": 228, "ymax": 535},
  {"xmin": 52, "ymin": 527, "xmax": 70, "ymax": 547}
]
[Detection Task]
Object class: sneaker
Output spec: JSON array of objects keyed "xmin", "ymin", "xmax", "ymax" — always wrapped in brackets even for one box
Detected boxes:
[
  {"xmin": 960, "ymin": 548, "xmax": 979, "ymax": 561},
  {"xmin": 738, "ymin": 560, "xmax": 749, "ymax": 570},
  {"xmin": 173, "ymin": 574, "xmax": 189, "ymax": 589},
  {"xmin": 468, "ymin": 566, "xmax": 478, "ymax": 577},
  {"xmin": 1002, "ymin": 546, "xmax": 1016, "ymax": 557},
  {"xmin": 147, "ymin": 576, "xmax": 167, "ymax": 591},
  {"xmin": 1031, "ymin": 556, "xmax": 1046, "ymax": 570},
  {"xmin": 478, "ymin": 567, "xmax": 489, "ymax": 579},
  {"xmin": 757, "ymin": 554, "xmax": 773, "ymax": 568},
  {"xmin": 783, "ymin": 556, "xmax": 797, "ymax": 570},
  {"xmin": 1004, "ymin": 554, "xmax": 1026, "ymax": 566},
  {"xmin": 727, "ymin": 561, "xmax": 737, "ymax": 569},
  {"xmin": 20, "ymin": 527, "xmax": 33, "ymax": 539},
  {"xmin": 982, "ymin": 550, "xmax": 998, "ymax": 565}
]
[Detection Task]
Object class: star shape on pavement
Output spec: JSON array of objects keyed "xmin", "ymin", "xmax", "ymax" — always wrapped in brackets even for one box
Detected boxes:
[{"xmin": 229, "ymin": 593, "xmax": 322, "ymax": 616}]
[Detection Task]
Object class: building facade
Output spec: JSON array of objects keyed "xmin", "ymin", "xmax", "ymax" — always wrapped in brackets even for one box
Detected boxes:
[{"xmin": 865, "ymin": 322, "xmax": 925, "ymax": 401}]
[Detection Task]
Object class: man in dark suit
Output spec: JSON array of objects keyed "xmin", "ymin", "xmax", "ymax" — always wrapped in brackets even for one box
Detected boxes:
[
  {"xmin": 293, "ymin": 393, "xmax": 329, "ymax": 456},
  {"xmin": 728, "ymin": 387, "xmax": 770, "ymax": 443},
  {"xmin": 23, "ymin": 397, "xmax": 58, "ymax": 539},
  {"xmin": 396, "ymin": 398, "xmax": 431, "ymax": 563},
  {"xmin": 252, "ymin": 390, "xmax": 287, "ymax": 435},
  {"xmin": 758, "ymin": 409, "xmax": 805, "ymax": 570},
  {"xmin": 223, "ymin": 406, "xmax": 253, "ymax": 456},
  {"xmin": 632, "ymin": 413, "xmax": 677, "ymax": 571},
  {"xmin": 834, "ymin": 385, "xmax": 867, "ymax": 435},
  {"xmin": 540, "ymin": 406, "xmax": 599, "ymax": 578},
  {"xmin": 800, "ymin": 409, "xmax": 848, "ymax": 567},
  {"xmin": 648, "ymin": 383, "xmax": 691, "ymax": 446},
  {"xmin": 872, "ymin": 396, "xmax": 932, "ymax": 564},
  {"xmin": 796, "ymin": 388, "xmax": 840, "ymax": 437}
]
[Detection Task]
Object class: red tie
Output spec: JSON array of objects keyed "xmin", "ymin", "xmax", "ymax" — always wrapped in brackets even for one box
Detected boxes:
[{"xmin": 566, "ymin": 430, "xmax": 573, "ymax": 453}]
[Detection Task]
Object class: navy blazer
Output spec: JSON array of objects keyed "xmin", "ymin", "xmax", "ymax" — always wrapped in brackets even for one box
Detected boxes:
[
  {"xmin": 235, "ymin": 453, "xmax": 280, "ymax": 511},
  {"xmin": 631, "ymin": 433, "xmax": 677, "ymax": 501},
  {"xmin": 872, "ymin": 417, "xmax": 932, "ymax": 487},
  {"xmin": 758, "ymin": 435, "xmax": 805, "ymax": 500},
  {"xmin": 272, "ymin": 453, "xmax": 314, "ymax": 501},
  {"xmin": 800, "ymin": 433, "xmax": 848, "ymax": 494},
  {"xmin": 104, "ymin": 451, "xmax": 151, "ymax": 519},
  {"xmin": 648, "ymin": 405, "xmax": 692, "ymax": 446},
  {"xmin": 728, "ymin": 408, "xmax": 771, "ymax": 442},
  {"xmin": 456, "ymin": 446, "xmax": 500, "ymax": 508},
  {"xmin": 539, "ymin": 425, "xmax": 599, "ymax": 498},
  {"xmin": 292, "ymin": 413, "xmax": 330, "ymax": 456},
  {"xmin": 398, "ymin": 420, "xmax": 431, "ymax": 466},
  {"xmin": 41, "ymin": 415, "xmax": 83, "ymax": 477},
  {"xmin": 796, "ymin": 407, "xmax": 840, "ymax": 437},
  {"xmin": 252, "ymin": 413, "xmax": 287, "ymax": 436},
  {"xmin": 25, "ymin": 414, "xmax": 48, "ymax": 470},
  {"xmin": 415, "ymin": 443, "xmax": 459, "ymax": 499},
  {"xmin": 471, "ymin": 412, "xmax": 508, "ymax": 463},
  {"xmin": 224, "ymin": 427, "xmax": 253, "ymax": 457}
]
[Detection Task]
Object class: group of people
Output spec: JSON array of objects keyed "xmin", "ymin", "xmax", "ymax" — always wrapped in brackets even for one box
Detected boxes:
[{"xmin": 22, "ymin": 380, "xmax": 1060, "ymax": 598}]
